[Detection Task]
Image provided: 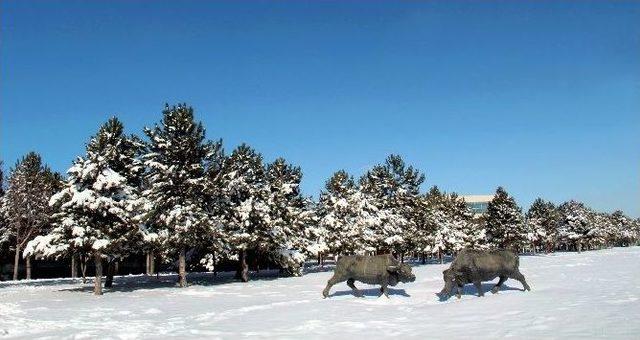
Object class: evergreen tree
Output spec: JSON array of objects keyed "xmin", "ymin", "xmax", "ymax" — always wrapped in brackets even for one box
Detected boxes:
[
  {"xmin": 556, "ymin": 200, "xmax": 593, "ymax": 252},
  {"xmin": 357, "ymin": 155, "xmax": 424, "ymax": 257},
  {"xmin": 317, "ymin": 170, "xmax": 361, "ymax": 255},
  {"xmin": 218, "ymin": 144, "xmax": 270, "ymax": 282},
  {"xmin": 421, "ymin": 186, "xmax": 451, "ymax": 262},
  {"xmin": 590, "ymin": 212, "xmax": 614, "ymax": 249},
  {"xmin": 611, "ymin": 210, "xmax": 635, "ymax": 247},
  {"xmin": 419, "ymin": 188, "xmax": 482, "ymax": 263},
  {"xmin": 414, "ymin": 186, "xmax": 441, "ymax": 262},
  {"xmin": 2, "ymin": 152, "xmax": 58, "ymax": 280},
  {"xmin": 142, "ymin": 104, "xmax": 222, "ymax": 288},
  {"xmin": 484, "ymin": 187, "xmax": 527, "ymax": 249},
  {"xmin": 25, "ymin": 118, "xmax": 143, "ymax": 293},
  {"xmin": 265, "ymin": 158, "xmax": 320, "ymax": 274},
  {"xmin": 526, "ymin": 198, "xmax": 558, "ymax": 252},
  {"xmin": 358, "ymin": 169, "xmax": 406, "ymax": 254},
  {"xmin": 448, "ymin": 193, "xmax": 486, "ymax": 249},
  {"xmin": 0, "ymin": 160, "xmax": 4, "ymax": 196},
  {"xmin": 0, "ymin": 161, "xmax": 7, "ymax": 255}
]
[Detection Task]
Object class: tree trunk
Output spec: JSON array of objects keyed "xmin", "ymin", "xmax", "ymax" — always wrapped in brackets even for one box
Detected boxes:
[
  {"xmin": 94, "ymin": 252, "xmax": 103, "ymax": 295},
  {"xmin": 421, "ymin": 253, "xmax": 426, "ymax": 265},
  {"xmin": 114, "ymin": 261, "xmax": 119, "ymax": 275},
  {"xmin": 178, "ymin": 247, "xmax": 187, "ymax": 287},
  {"xmin": 401, "ymin": 253, "xmax": 405, "ymax": 263},
  {"xmin": 105, "ymin": 260, "xmax": 115, "ymax": 288},
  {"xmin": 25, "ymin": 256, "xmax": 32, "ymax": 280},
  {"xmin": 145, "ymin": 252, "xmax": 150, "ymax": 275},
  {"xmin": 71, "ymin": 254, "xmax": 78, "ymax": 279},
  {"xmin": 235, "ymin": 249, "xmax": 249, "ymax": 282},
  {"xmin": 438, "ymin": 249, "xmax": 443, "ymax": 264},
  {"xmin": 149, "ymin": 250, "xmax": 155, "ymax": 275},
  {"xmin": 13, "ymin": 246, "xmax": 20, "ymax": 280},
  {"xmin": 252, "ymin": 255, "xmax": 259, "ymax": 274},
  {"xmin": 81, "ymin": 256, "xmax": 88, "ymax": 284}
]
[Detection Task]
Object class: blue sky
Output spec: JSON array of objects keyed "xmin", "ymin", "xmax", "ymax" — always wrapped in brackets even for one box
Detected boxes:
[{"xmin": 1, "ymin": 1, "xmax": 639, "ymax": 216}]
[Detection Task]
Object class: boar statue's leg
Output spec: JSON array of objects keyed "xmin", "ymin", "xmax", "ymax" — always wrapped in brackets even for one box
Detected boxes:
[
  {"xmin": 491, "ymin": 276, "xmax": 508, "ymax": 294},
  {"xmin": 347, "ymin": 278, "xmax": 364, "ymax": 297},
  {"xmin": 473, "ymin": 280, "xmax": 484, "ymax": 297},
  {"xmin": 510, "ymin": 271, "xmax": 531, "ymax": 291},
  {"xmin": 323, "ymin": 274, "xmax": 345, "ymax": 298},
  {"xmin": 456, "ymin": 284, "xmax": 463, "ymax": 299},
  {"xmin": 379, "ymin": 282, "xmax": 390, "ymax": 298}
]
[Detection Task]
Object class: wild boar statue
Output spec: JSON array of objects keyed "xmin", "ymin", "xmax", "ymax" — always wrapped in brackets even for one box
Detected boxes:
[
  {"xmin": 323, "ymin": 254, "xmax": 416, "ymax": 298},
  {"xmin": 438, "ymin": 249, "xmax": 531, "ymax": 299}
]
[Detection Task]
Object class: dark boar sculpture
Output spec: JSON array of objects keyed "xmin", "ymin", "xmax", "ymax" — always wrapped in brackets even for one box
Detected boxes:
[
  {"xmin": 438, "ymin": 249, "xmax": 531, "ymax": 299},
  {"xmin": 323, "ymin": 254, "xmax": 416, "ymax": 298}
]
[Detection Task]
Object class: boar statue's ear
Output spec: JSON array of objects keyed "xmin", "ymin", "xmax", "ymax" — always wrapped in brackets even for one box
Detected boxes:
[{"xmin": 387, "ymin": 266, "xmax": 398, "ymax": 273}]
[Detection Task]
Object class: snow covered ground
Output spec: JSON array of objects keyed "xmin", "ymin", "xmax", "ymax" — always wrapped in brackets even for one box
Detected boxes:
[{"xmin": 1, "ymin": 247, "xmax": 639, "ymax": 339}]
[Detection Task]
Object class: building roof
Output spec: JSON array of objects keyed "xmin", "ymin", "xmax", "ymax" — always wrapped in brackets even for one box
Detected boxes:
[{"xmin": 460, "ymin": 195, "xmax": 494, "ymax": 203}]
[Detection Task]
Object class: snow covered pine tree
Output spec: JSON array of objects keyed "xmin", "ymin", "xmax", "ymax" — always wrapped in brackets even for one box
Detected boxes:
[
  {"xmin": 218, "ymin": 144, "xmax": 271, "ymax": 282},
  {"xmin": 526, "ymin": 198, "xmax": 559, "ymax": 253},
  {"xmin": 265, "ymin": 157, "xmax": 319, "ymax": 274},
  {"xmin": 556, "ymin": 200, "xmax": 594, "ymax": 252},
  {"xmin": 317, "ymin": 170, "xmax": 362, "ymax": 255},
  {"xmin": 2, "ymin": 152, "xmax": 60, "ymax": 280},
  {"xmin": 142, "ymin": 104, "xmax": 222, "ymax": 287},
  {"xmin": 25, "ymin": 118, "xmax": 143, "ymax": 294},
  {"xmin": 356, "ymin": 155, "xmax": 424, "ymax": 258},
  {"xmin": 484, "ymin": 187, "xmax": 527, "ymax": 250}
]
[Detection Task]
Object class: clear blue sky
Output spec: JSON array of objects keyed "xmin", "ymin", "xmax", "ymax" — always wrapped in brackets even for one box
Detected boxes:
[{"xmin": 1, "ymin": 1, "xmax": 639, "ymax": 217}]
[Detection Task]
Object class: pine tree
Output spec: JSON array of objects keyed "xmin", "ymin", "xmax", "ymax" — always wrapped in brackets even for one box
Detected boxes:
[
  {"xmin": 448, "ymin": 193, "xmax": 486, "ymax": 249},
  {"xmin": 421, "ymin": 187, "xmax": 450, "ymax": 262},
  {"xmin": 526, "ymin": 198, "xmax": 558, "ymax": 252},
  {"xmin": 416, "ymin": 186, "xmax": 440, "ymax": 261},
  {"xmin": 218, "ymin": 144, "xmax": 270, "ymax": 282},
  {"xmin": 0, "ymin": 160, "xmax": 10, "ymax": 274},
  {"xmin": 358, "ymin": 169, "xmax": 406, "ymax": 255},
  {"xmin": 556, "ymin": 200, "xmax": 593, "ymax": 252},
  {"xmin": 0, "ymin": 160, "xmax": 4, "ymax": 196},
  {"xmin": 317, "ymin": 170, "xmax": 361, "ymax": 255},
  {"xmin": 383, "ymin": 155, "xmax": 425, "ymax": 259},
  {"xmin": 419, "ymin": 188, "xmax": 480, "ymax": 263},
  {"xmin": 2, "ymin": 152, "xmax": 58, "ymax": 280},
  {"xmin": 142, "ymin": 104, "xmax": 221, "ymax": 288},
  {"xmin": 265, "ymin": 158, "xmax": 320, "ymax": 275},
  {"xmin": 484, "ymin": 187, "xmax": 527, "ymax": 250},
  {"xmin": 611, "ymin": 210, "xmax": 634, "ymax": 247},
  {"xmin": 0, "ymin": 160, "xmax": 7, "ymax": 253},
  {"xmin": 357, "ymin": 155, "xmax": 424, "ymax": 258},
  {"xmin": 25, "ymin": 118, "xmax": 143, "ymax": 293},
  {"xmin": 590, "ymin": 212, "xmax": 614, "ymax": 249}
]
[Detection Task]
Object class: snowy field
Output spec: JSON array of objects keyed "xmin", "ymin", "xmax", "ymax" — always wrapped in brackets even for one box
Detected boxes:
[{"xmin": 1, "ymin": 247, "xmax": 639, "ymax": 339}]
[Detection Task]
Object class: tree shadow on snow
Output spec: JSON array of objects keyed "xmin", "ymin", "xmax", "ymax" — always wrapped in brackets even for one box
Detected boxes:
[
  {"xmin": 0, "ymin": 278, "xmax": 87, "ymax": 289},
  {"xmin": 58, "ymin": 270, "xmax": 290, "ymax": 294},
  {"xmin": 303, "ymin": 265, "xmax": 336, "ymax": 274},
  {"xmin": 328, "ymin": 287, "xmax": 410, "ymax": 298}
]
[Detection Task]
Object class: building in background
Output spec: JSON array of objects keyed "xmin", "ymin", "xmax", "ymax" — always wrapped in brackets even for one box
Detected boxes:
[{"xmin": 461, "ymin": 195, "xmax": 494, "ymax": 215}]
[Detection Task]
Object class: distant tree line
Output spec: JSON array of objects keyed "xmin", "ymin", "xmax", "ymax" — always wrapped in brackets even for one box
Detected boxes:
[{"xmin": 1, "ymin": 104, "xmax": 638, "ymax": 295}]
